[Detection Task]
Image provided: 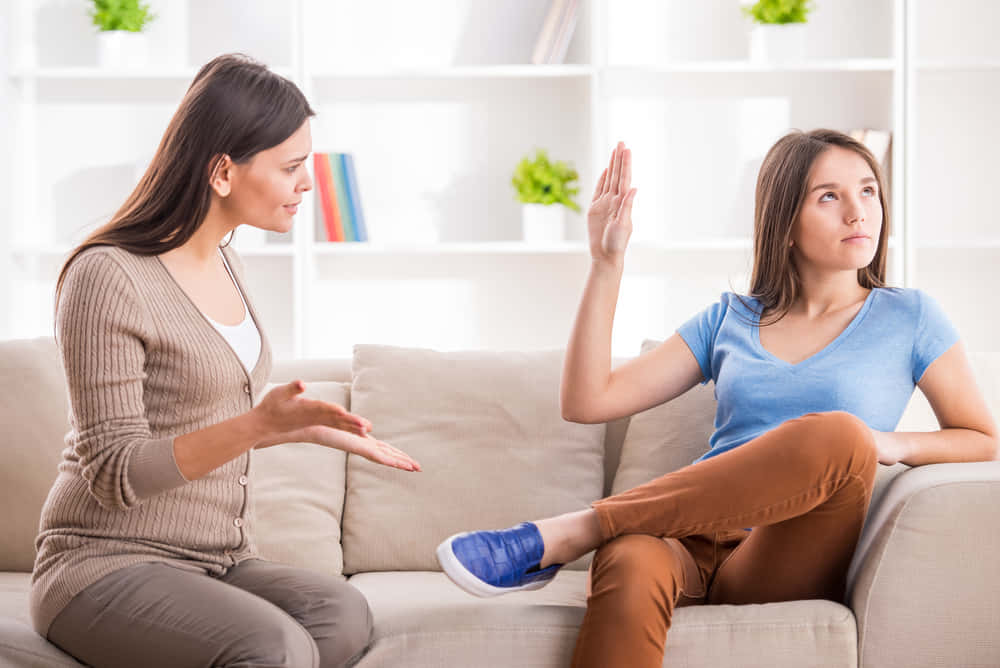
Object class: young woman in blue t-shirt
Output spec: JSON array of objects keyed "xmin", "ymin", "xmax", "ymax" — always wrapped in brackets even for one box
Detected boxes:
[{"xmin": 437, "ymin": 129, "xmax": 998, "ymax": 667}]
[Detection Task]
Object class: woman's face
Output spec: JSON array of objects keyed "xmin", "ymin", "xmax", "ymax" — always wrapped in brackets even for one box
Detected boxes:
[
  {"xmin": 791, "ymin": 145, "xmax": 883, "ymax": 274},
  {"xmin": 227, "ymin": 120, "xmax": 313, "ymax": 234}
]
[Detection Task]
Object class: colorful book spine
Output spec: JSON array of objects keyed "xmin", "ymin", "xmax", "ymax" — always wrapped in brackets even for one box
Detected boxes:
[
  {"xmin": 313, "ymin": 153, "xmax": 343, "ymax": 242},
  {"xmin": 329, "ymin": 153, "xmax": 355, "ymax": 242},
  {"xmin": 313, "ymin": 151, "xmax": 368, "ymax": 243},
  {"xmin": 341, "ymin": 153, "xmax": 368, "ymax": 242}
]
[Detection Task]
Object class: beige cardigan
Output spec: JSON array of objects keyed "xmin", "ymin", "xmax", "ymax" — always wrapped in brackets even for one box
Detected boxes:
[{"xmin": 30, "ymin": 244, "xmax": 273, "ymax": 637}]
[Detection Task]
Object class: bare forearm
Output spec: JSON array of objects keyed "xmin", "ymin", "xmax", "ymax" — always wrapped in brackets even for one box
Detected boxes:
[
  {"xmin": 561, "ymin": 259, "xmax": 624, "ymax": 421},
  {"xmin": 888, "ymin": 428, "xmax": 999, "ymax": 466},
  {"xmin": 173, "ymin": 411, "xmax": 269, "ymax": 481}
]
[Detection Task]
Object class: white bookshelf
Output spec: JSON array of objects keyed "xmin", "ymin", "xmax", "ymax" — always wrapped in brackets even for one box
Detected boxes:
[
  {"xmin": 908, "ymin": 0, "xmax": 1000, "ymax": 354},
  {"xmin": 2, "ymin": 0, "xmax": 994, "ymax": 358}
]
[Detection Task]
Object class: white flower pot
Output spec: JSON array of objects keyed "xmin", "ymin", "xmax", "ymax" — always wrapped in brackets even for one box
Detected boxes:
[
  {"xmin": 749, "ymin": 24, "xmax": 807, "ymax": 63},
  {"xmin": 521, "ymin": 203, "xmax": 566, "ymax": 243},
  {"xmin": 97, "ymin": 31, "xmax": 149, "ymax": 69}
]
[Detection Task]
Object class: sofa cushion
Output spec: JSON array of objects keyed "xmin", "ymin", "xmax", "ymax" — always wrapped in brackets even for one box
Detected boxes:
[
  {"xmin": 0, "ymin": 574, "xmax": 82, "ymax": 666},
  {"xmin": 0, "ymin": 338, "xmax": 71, "ymax": 572},
  {"xmin": 348, "ymin": 571, "xmax": 856, "ymax": 667},
  {"xmin": 251, "ymin": 381, "xmax": 350, "ymax": 578},
  {"xmin": 0, "ymin": 619, "xmax": 82, "ymax": 668},
  {"xmin": 342, "ymin": 345, "xmax": 606, "ymax": 573},
  {"xmin": 610, "ymin": 339, "xmax": 717, "ymax": 495}
]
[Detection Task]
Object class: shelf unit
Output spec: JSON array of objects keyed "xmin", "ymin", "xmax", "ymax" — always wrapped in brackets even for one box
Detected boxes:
[{"xmin": 2, "ymin": 0, "xmax": 995, "ymax": 358}]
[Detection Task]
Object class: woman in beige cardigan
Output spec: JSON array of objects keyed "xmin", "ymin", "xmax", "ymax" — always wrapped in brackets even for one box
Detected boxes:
[{"xmin": 31, "ymin": 53, "xmax": 420, "ymax": 668}]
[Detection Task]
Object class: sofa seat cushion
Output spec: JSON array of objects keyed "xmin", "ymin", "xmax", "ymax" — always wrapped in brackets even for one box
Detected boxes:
[
  {"xmin": 0, "ymin": 619, "xmax": 82, "ymax": 668},
  {"xmin": 348, "ymin": 571, "xmax": 857, "ymax": 668},
  {"xmin": 343, "ymin": 345, "xmax": 606, "ymax": 573},
  {"xmin": 0, "ymin": 573, "xmax": 32, "ymax": 627},
  {"xmin": 0, "ymin": 574, "xmax": 82, "ymax": 667}
]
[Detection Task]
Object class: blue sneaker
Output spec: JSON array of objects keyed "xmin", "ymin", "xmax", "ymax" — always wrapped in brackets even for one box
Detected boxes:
[{"xmin": 436, "ymin": 522, "xmax": 564, "ymax": 597}]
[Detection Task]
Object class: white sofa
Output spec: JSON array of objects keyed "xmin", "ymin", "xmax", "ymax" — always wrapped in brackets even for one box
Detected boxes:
[{"xmin": 1, "ymin": 337, "xmax": 998, "ymax": 667}]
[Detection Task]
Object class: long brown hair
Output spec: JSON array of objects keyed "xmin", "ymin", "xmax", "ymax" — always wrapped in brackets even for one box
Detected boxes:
[
  {"xmin": 53, "ymin": 52, "xmax": 315, "ymax": 320},
  {"xmin": 745, "ymin": 128, "xmax": 890, "ymax": 325}
]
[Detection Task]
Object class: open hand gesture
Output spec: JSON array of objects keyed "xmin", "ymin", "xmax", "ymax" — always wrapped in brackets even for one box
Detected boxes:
[
  {"xmin": 254, "ymin": 380, "xmax": 371, "ymax": 436},
  {"xmin": 252, "ymin": 381, "xmax": 421, "ymax": 472},
  {"xmin": 587, "ymin": 142, "xmax": 637, "ymax": 263}
]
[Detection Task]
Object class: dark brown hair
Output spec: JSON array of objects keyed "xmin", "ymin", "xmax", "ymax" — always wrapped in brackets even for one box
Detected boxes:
[
  {"xmin": 744, "ymin": 128, "xmax": 890, "ymax": 325},
  {"xmin": 53, "ymin": 53, "xmax": 315, "ymax": 319}
]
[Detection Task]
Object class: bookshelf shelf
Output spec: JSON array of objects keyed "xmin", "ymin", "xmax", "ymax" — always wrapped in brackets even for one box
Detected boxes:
[
  {"xmin": 916, "ymin": 59, "xmax": 1000, "ymax": 71},
  {"xmin": 9, "ymin": 66, "xmax": 296, "ymax": 80},
  {"xmin": 606, "ymin": 59, "xmax": 897, "ymax": 74},
  {"xmin": 309, "ymin": 65, "xmax": 596, "ymax": 80},
  {"xmin": 916, "ymin": 241, "xmax": 1000, "ymax": 250},
  {"xmin": 309, "ymin": 239, "xmax": 758, "ymax": 256}
]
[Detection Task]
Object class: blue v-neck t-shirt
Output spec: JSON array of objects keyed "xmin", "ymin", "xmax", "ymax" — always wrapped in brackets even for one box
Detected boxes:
[{"xmin": 677, "ymin": 287, "xmax": 960, "ymax": 465}]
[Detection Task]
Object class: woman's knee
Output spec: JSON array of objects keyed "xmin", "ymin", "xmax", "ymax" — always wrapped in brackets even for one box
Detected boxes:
[
  {"xmin": 313, "ymin": 582, "xmax": 373, "ymax": 668},
  {"xmin": 242, "ymin": 615, "xmax": 320, "ymax": 668},
  {"xmin": 795, "ymin": 411, "xmax": 878, "ymax": 466},
  {"xmin": 590, "ymin": 535, "xmax": 685, "ymax": 611}
]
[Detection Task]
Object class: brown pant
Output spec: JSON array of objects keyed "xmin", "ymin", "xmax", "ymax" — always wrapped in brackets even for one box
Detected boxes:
[
  {"xmin": 572, "ymin": 411, "xmax": 879, "ymax": 668},
  {"xmin": 47, "ymin": 558, "xmax": 373, "ymax": 668}
]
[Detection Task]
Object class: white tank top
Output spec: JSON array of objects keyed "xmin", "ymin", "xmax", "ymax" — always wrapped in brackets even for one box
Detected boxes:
[{"xmin": 205, "ymin": 248, "xmax": 262, "ymax": 374}]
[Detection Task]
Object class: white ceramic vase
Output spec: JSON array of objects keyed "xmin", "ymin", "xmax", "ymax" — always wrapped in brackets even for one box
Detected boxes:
[
  {"xmin": 521, "ymin": 203, "xmax": 566, "ymax": 243},
  {"xmin": 749, "ymin": 23, "xmax": 807, "ymax": 63},
  {"xmin": 96, "ymin": 30, "xmax": 149, "ymax": 69}
]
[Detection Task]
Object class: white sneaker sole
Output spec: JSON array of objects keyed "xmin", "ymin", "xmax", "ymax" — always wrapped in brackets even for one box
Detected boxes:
[{"xmin": 435, "ymin": 533, "xmax": 554, "ymax": 598}]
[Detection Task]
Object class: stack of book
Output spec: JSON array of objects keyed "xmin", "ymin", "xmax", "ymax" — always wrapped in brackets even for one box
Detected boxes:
[
  {"xmin": 314, "ymin": 152, "xmax": 369, "ymax": 242},
  {"xmin": 531, "ymin": 0, "xmax": 579, "ymax": 65}
]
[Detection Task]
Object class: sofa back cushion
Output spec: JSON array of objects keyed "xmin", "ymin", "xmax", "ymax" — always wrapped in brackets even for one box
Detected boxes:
[
  {"xmin": 251, "ymin": 381, "xmax": 351, "ymax": 578},
  {"xmin": 610, "ymin": 339, "xmax": 717, "ymax": 495},
  {"xmin": 0, "ymin": 337, "xmax": 71, "ymax": 572},
  {"xmin": 342, "ymin": 345, "xmax": 606, "ymax": 573}
]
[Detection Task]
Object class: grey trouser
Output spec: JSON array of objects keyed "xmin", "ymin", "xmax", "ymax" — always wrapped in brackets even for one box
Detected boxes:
[{"xmin": 47, "ymin": 558, "xmax": 373, "ymax": 668}]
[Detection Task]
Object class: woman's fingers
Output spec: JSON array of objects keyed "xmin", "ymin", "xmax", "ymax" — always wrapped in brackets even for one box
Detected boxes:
[
  {"xmin": 592, "ymin": 168, "xmax": 607, "ymax": 202},
  {"xmin": 609, "ymin": 142, "xmax": 623, "ymax": 194},
  {"xmin": 369, "ymin": 438, "xmax": 421, "ymax": 472},
  {"xmin": 622, "ymin": 148, "xmax": 632, "ymax": 192},
  {"xmin": 616, "ymin": 187, "xmax": 637, "ymax": 222},
  {"xmin": 603, "ymin": 145, "xmax": 618, "ymax": 197}
]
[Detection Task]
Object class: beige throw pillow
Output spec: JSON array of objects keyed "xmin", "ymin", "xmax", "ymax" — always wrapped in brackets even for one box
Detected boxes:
[
  {"xmin": 610, "ymin": 339, "xmax": 717, "ymax": 496},
  {"xmin": 342, "ymin": 345, "xmax": 606, "ymax": 573},
  {"xmin": 251, "ymin": 381, "xmax": 351, "ymax": 578}
]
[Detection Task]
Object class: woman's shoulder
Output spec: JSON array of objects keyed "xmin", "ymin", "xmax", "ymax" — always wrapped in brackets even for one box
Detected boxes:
[
  {"xmin": 871, "ymin": 286, "xmax": 928, "ymax": 315},
  {"xmin": 716, "ymin": 291, "xmax": 762, "ymax": 318},
  {"xmin": 62, "ymin": 245, "xmax": 162, "ymax": 300},
  {"xmin": 69, "ymin": 244, "xmax": 156, "ymax": 273}
]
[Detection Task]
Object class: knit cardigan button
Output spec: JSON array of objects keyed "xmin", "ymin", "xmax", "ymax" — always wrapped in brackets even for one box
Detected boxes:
[
  {"xmin": 233, "ymin": 518, "xmax": 244, "ymax": 528},
  {"xmin": 243, "ymin": 383, "xmax": 250, "ymax": 394}
]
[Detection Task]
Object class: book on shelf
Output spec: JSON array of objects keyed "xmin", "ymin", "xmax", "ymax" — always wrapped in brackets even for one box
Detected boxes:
[
  {"xmin": 313, "ymin": 152, "xmax": 369, "ymax": 243},
  {"xmin": 531, "ymin": 0, "xmax": 578, "ymax": 65},
  {"xmin": 849, "ymin": 128, "xmax": 892, "ymax": 180}
]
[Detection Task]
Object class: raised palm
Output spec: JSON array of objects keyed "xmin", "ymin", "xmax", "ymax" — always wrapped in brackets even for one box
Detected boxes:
[{"xmin": 587, "ymin": 142, "xmax": 637, "ymax": 262}]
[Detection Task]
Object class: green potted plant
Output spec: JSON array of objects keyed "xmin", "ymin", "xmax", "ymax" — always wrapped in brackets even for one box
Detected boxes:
[
  {"xmin": 89, "ymin": 0, "xmax": 157, "ymax": 69},
  {"xmin": 742, "ymin": 0, "xmax": 814, "ymax": 63},
  {"xmin": 511, "ymin": 149, "xmax": 580, "ymax": 243}
]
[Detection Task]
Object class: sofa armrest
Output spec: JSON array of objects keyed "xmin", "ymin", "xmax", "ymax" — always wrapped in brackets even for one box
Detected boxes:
[{"xmin": 846, "ymin": 461, "xmax": 1000, "ymax": 668}]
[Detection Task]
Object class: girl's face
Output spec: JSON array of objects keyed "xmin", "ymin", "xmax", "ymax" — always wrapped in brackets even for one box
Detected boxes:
[
  {"xmin": 791, "ymin": 145, "xmax": 883, "ymax": 275},
  {"xmin": 227, "ymin": 120, "xmax": 313, "ymax": 234}
]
